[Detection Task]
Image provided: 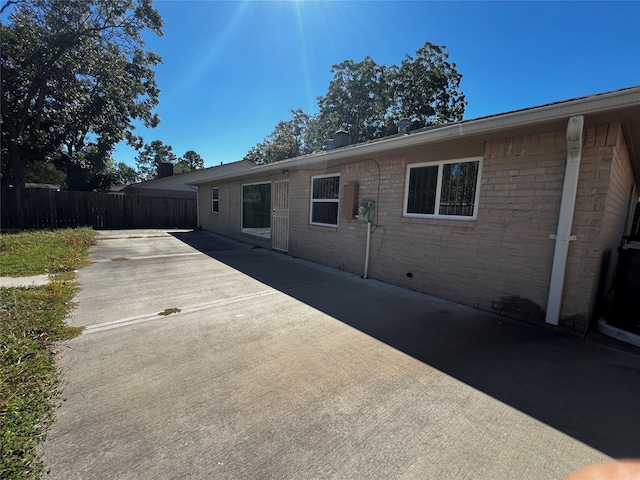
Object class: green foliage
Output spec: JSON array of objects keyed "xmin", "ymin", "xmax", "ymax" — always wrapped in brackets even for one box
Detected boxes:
[
  {"xmin": 0, "ymin": 228, "xmax": 97, "ymax": 276},
  {"xmin": 316, "ymin": 42, "xmax": 465, "ymax": 145},
  {"xmin": 244, "ymin": 41, "xmax": 466, "ymax": 163},
  {"xmin": 135, "ymin": 143, "xmax": 204, "ymax": 179},
  {"xmin": 315, "ymin": 56, "xmax": 391, "ymax": 146},
  {"xmin": 0, "ymin": 228, "xmax": 94, "ymax": 479},
  {"xmin": 243, "ymin": 109, "xmax": 314, "ymax": 164},
  {"xmin": 113, "ymin": 161, "xmax": 138, "ymax": 186},
  {"xmin": 64, "ymin": 147, "xmax": 119, "ymax": 192},
  {"xmin": 134, "ymin": 139, "xmax": 177, "ymax": 181},
  {"xmin": 1, "ymin": 329, "xmax": 58, "ymax": 480},
  {"xmin": 175, "ymin": 150, "xmax": 204, "ymax": 174},
  {"xmin": 24, "ymin": 160, "xmax": 66, "ymax": 187},
  {"xmin": 0, "ymin": 281, "xmax": 83, "ymax": 479},
  {"xmin": 392, "ymin": 42, "xmax": 466, "ymax": 126},
  {"xmin": 1, "ymin": 0, "xmax": 163, "ymax": 188}
]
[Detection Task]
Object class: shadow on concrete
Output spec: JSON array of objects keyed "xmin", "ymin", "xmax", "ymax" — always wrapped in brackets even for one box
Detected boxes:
[{"xmin": 171, "ymin": 230, "xmax": 640, "ymax": 459}]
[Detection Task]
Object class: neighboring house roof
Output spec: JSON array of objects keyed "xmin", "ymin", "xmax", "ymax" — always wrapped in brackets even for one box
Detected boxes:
[
  {"xmin": 124, "ymin": 159, "xmax": 254, "ymax": 194},
  {"xmin": 25, "ymin": 183, "xmax": 61, "ymax": 190},
  {"xmin": 189, "ymin": 85, "xmax": 640, "ymax": 186},
  {"xmin": 109, "ymin": 183, "xmax": 128, "ymax": 193}
]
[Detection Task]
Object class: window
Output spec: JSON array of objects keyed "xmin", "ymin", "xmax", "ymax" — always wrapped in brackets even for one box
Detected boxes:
[
  {"xmin": 211, "ymin": 187, "xmax": 219, "ymax": 213},
  {"xmin": 242, "ymin": 182, "xmax": 271, "ymax": 236},
  {"xmin": 310, "ymin": 175, "xmax": 340, "ymax": 226},
  {"xmin": 404, "ymin": 157, "xmax": 482, "ymax": 220}
]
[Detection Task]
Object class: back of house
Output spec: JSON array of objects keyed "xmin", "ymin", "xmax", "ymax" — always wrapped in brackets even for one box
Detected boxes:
[{"xmin": 190, "ymin": 86, "xmax": 640, "ymax": 337}]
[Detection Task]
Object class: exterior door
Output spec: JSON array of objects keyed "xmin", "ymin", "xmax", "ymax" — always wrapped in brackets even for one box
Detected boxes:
[{"xmin": 272, "ymin": 180, "xmax": 289, "ymax": 252}]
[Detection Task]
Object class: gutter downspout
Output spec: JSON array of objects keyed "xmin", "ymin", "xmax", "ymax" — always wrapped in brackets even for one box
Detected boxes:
[{"xmin": 545, "ymin": 115, "xmax": 584, "ymax": 325}]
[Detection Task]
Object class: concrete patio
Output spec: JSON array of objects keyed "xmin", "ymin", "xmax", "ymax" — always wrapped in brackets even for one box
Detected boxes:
[{"xmin": 40, "ymin": 229, "xmax": 640, "ymax": 479}]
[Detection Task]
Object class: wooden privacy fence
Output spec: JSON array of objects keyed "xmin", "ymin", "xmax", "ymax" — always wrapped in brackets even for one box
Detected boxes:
[{"xmin": 1, "ymin": 188, "xmax": 197, "ymax": 229}]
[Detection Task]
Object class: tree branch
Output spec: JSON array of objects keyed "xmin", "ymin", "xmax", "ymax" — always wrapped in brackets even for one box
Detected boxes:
[{"xmin": 0, "ymin": 0, "xmax": 19, "ymax": 16}]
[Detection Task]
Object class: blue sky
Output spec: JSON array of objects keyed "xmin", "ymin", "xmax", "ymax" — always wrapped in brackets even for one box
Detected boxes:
[{"xmin": 32, "ymin": 1, "xmax": 640, "ymax": 167}]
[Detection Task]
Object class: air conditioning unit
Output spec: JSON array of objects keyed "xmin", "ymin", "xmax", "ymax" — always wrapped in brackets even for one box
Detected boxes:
[{"xmin": 357, "ymin": 201, "xmax": 374, "ymax": 222}]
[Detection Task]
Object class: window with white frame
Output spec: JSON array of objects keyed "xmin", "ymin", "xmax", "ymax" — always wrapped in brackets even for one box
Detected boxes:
[
  {"xmin": 310, "ymin": 174, "xmax": 340, "ymax": 226},
  {"xmin": 211, "ymin": 187, "xmax": 219, "ymax": 213},
  {"xmin": 404, "ymin": 157, "xmax": 482, "ymax": 220},
  {"xmin": 242, "ymin": 182, "xmax": 271, "ymax": 236}
]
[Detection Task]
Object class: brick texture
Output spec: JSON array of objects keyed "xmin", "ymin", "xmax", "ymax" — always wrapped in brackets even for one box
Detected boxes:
[
  {"xmin": 197, "ymin": 122, "xmax": 636, "ymax": 334},
  {"xmin": 557, "ymin": 123, "xmax": 635, "ymax": 332}
]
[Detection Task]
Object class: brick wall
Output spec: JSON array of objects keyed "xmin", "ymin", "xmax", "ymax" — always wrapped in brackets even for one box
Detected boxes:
[
  {"xmin": 599, "ymin": 123, "xmax": 636, "ymax": 301},
  {"xmin": 477, "ymin": 132, "xmax": 566, "ymax": 323},
  {"xmin": 554, "ymin": 122, "xmax": 635, "ymax": 332},
  {"xmin": 197, "ymin": 122, "xmax": 635, "ymax": 334},
  {"xmin": 289, "ymin": 163, "xmax": 385, "ymax": 273},
  {"xmin": 590, "ymin": 124, "xmax": 634, "ymax": 318},
  {"xmin": 281, "ymin": 135, "xmax": 567, "ymax": 326},
  {"xmin": 199, "ymin": 181, "xmax": 242, "ymax": 240}
]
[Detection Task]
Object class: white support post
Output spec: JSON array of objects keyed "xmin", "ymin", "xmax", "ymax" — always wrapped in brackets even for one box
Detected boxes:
[{"xmin": 545, "ymin": 115, "xmax": 584, "ymax": 325}]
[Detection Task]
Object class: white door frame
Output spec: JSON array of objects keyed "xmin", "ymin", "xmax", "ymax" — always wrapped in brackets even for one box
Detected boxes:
[{"xmin": 271, "ymin": 180, "xmax": 289, "ymax": 252}]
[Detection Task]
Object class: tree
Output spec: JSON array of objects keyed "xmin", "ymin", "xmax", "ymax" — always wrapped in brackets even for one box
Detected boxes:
[
  {"xmin": 243, "ymin": 109, "xmax": 313, "ymax": 164},
  {"xmin": 24, "ymin": 158, "xmax": 67, "ymax": 186},
  {"xmin": 316, "ymin": 43, "xmax": 465, "ymax": 144},
  {"xmin": 242, "ymin": 41, "xmax": 466, "ymax": 162},
  {"xmin": 64, "ymin": 145, "xmax": 118, "ymax": 191},
  {"xmin": 77, "ymin": 158, "xmax": 138, "ymax": 189},
  {"xmin": 174, "ymin": 150, "xmax": 204, "ymax": 174},
  {"xmin": 113, "ymin": 161, "xmax": 138, "ymax": 185},
  {"xmin": 391, "ymin": 42, "xmax": 466, "ymax": 128},
  {"xmin": 1, "ymin": 0, "xmax": 163, "ymax": 188},
  {"xmin": 315, "ymin": 57, "xmax": 391, "ymax": 146},
  {"xmin": 135, "ymin": 140, "xmax": 176, "ymax": 181}
]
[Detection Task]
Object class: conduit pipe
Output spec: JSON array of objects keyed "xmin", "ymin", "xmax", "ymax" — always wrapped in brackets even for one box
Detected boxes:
[
  {"xmin": 363, "ymin": 220, "xmax": 372, "ymax": 279},
  {"xmin": 545, "ymin": 115, "xmax": 584, "ymax": 325}
]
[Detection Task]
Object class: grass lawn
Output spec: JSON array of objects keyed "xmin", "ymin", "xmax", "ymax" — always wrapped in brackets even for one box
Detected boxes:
[
  {"xmin": 0, "ymin": 229, "xmax": 97, "ymax": 277},
  {"xmin": 0, "ymin": 228, "xmax": 96, "ymax": 479}
]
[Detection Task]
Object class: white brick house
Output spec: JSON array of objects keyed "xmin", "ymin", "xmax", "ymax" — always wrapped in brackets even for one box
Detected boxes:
[{"xmin": 190, "ymin": 87, "xmax": 640, "ymax": 335}]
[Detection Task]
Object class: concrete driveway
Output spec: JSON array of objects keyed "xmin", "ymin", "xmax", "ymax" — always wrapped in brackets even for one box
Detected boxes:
[{"xmin": 41, "ymin": 229, "xmax": 640, "ymax": 479}]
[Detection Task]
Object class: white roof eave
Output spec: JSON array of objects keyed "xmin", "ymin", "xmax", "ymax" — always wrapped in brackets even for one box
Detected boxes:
[{"xmin": 189, "ymin": 86, "xmax": 640, "ymax": 186}]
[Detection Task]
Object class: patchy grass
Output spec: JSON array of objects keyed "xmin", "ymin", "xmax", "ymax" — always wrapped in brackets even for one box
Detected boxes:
[
  {"xmin": 158, "ymin": 307, "xmax": 181, "ymax": 316},
  {"xmin": 0, "ymin": 229, "xmax": 95, "ymax": 479},
  {"xmin": 0, "ymin": 228, "xmax": 97, "ymax": 277}
]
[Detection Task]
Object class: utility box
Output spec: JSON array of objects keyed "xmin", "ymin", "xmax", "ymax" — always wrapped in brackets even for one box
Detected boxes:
[
  {"xmin": 342, "ymin": 183, "xmax": 359, "ymax": 220},
  {"xmin": 358, "ymin": 201, "xmax": 375, "ymax": 222}
]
